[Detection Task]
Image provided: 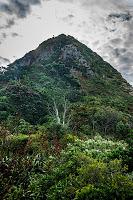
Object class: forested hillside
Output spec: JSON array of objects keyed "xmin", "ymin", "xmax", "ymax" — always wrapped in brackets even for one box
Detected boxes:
[{"xmin": 0, "ymin": 34, "xmax": 133, "ymax": 200}]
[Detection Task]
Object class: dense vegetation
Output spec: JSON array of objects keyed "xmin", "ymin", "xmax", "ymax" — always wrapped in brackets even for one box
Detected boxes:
[{"xmin": 0, "ymin": 34, "xmax": 133, "ymax": 199}]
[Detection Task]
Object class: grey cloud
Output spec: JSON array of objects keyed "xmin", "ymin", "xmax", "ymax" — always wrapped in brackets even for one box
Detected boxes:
[
  {"xmin": 93, "ymin": 40, "xmax": 100, "ymax": 47},
  {"xmin": 103, "ymin": 40, "xmax": 133, "ymax": 81},
  {"xmin": 121, "ymin": 65, "xmax": 133, "ymax": 73},
  {"xmin": 2, "ymin": 32, "xmax": 7, "ymax": 39},
  {"xmin": 78, "ymin": 21, "xmax": 87, "ymax": 28},
  {"xmin": 108, "ymin": 12, "xmax": 132, "ymax": 22},
  {"xmin": 122, "ymin": 72, "xmax": 133, "ymax": 86},
  {"xmin": 5, "ymin": 18, "xmax": 15, "ymax": 28},
  {"xmin": 119, "ymin": 52, "xmax": 133, "ymax": 67},
  {"xmin": 124, "ymin": 32, "xmax": 133, "ymax": 48},
  {"xmin": 105, "ymin": 27, "xmax": 117, "ymax": 32},
  {"xmin": 80, "ymin": 0, "xmax": 120, "ymax": 7},
  {"xmin": 0, "ymin": 18, "xmax": 15, "ymax": 45},
  {"xmin": 0, "ymin": 0, "xmax": 42, "ymax": 18},
  {"xmin": 110, "ymin": 38, "xmax": 123, "ymax": 45},
  {"xmin": 0, "ymin": 56, "xmax": 10, "ymax": 64},
  {"xmin": 68, "ymin": 14, "xmax": 74, "ymax": 18},
  {"xmin": 127, "ymin": 0, "xmax": 133, "ymax": 7},
  {"xmin": 57, "ymin": 0, "xmax": 74, "ymax": 3},
  {"xmin": 11, "ymin": 32, "xmax": 19, "ymax": 37},
  {"xmin": 110, "ymin": 29, "xmax": 117, "ymax": 32},
  {"xmin": 112, "ymin": 48, "xmax": 127, "ymax": 57},
  {"xmin": 107, "ymin": 44, "xmax": 133, "ymax": 67},
  {"xmin": 70, "ymin": 0, "xmax": 132, "ymax": 8},
  {"xmin": 62, "ymin": 14, "xmax": 75, "ymax": 24},
  {"xmin": 0, "ymin": 18, "xmax": 15, "ymax": 29},
  {"xmin": 0, "ymin": 32, "xmax": 7, "ymax": 45},
  {"xmin": 59, "ymin": 0, "xmax": 128, "ymax": 9}
]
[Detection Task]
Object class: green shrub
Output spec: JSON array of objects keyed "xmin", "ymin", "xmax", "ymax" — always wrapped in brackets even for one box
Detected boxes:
[
  {"xmin": 46, "ymin": 123, "xmax": 67, "ymax": 140},
  {"xmin": 7, "ymin": 186, "xmax": 24, "ymax": 200},
  {"xmin": 74, "ymin": 184, "xmax": 105, "ymax": 200},
  {"xmin": 9, "ymin": 134, "xmax": 29, "ymax": 153},
  {"xmin": 15, "ymin": 119, "xmax": 34, "ymax": 134},
  {"xmin": 116, "ymin": 121, "xmax": 130, "ymax": 136}
]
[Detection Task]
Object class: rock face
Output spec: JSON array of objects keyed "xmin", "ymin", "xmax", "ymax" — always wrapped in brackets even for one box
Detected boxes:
[
  {"xmin": 61, "ymin": 44, "xmax": 86, "ymax": 65},
  {"xmin": 60, "ymin": 44, "xmax": 94, "ymax": 77}
]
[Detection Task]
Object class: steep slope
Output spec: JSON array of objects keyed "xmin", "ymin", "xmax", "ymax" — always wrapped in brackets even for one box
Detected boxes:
[
  {"xmin": 0, "ymin": 34, "xmax": 133, "ymax": 125},
  {"xmin": 1, "ymin": 34, "xmax": 132, "ymax": 94}
]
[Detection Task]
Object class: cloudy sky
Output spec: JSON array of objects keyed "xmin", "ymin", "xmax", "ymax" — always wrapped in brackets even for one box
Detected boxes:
[{"xmin": 0, "ymin": 0, "xmax": 133, "ymax": 85}]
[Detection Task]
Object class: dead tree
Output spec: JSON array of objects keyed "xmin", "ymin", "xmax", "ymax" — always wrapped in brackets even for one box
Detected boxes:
[{"xmin": 49, "ymin": 97, "xmax": 71, "ymax": 127}]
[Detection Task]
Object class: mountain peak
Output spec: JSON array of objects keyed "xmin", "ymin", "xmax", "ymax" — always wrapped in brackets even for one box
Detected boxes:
[
  {"xmin": 37, "ymin": 34, "xmax": 78, "ymax": 54},
  {"xmin": 1, "ymin": 34, "xmax": 132, "ymax": 97}
]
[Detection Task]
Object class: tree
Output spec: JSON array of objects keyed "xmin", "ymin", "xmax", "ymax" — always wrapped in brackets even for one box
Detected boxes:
[
  {"xmin": 6, "ymin": 83, "xmax": 48, "ymax": 124},
  {"xmin": 52, "ymin": 97, "xmax": 71, "ymax": 127}
]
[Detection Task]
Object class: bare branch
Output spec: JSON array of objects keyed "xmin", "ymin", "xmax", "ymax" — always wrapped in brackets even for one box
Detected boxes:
[{"xmin": 53, "ymin": 100, "xmax": 61, "ymax": 124}]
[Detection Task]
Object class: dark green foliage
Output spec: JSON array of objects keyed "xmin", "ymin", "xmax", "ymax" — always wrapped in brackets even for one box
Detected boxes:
[
  {"xmin": 46, "ymin": 123, "xmax": 67, "ymax": 140},
  {"xmin": 71, "ymin": 103, "xmax": 132, "ymax": 137},
  {"xmin": 0, "ymin": 90, "xmax": 11, "ymax": 121},
  {"xmin": 8, "ymin": 134, "xmax": 29, "ymax": 153},
  {"xmin": 125, "ymin": 130, "xmax": 133, "ymax": 171},
  {"xmin": 5, "ymin": 83, "xmax": 48, "ymax": 124}
]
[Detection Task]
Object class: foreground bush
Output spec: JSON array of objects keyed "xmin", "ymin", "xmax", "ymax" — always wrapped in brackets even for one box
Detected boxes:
[{"xmin": 1, "ymin": 135, "xmax": 133, "ymax": 200}]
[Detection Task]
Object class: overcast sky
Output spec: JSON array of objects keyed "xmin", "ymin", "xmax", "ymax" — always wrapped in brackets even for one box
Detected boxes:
[{"xmin": 0, "ymin": 0, "xmax": 133, "ymax": 85}]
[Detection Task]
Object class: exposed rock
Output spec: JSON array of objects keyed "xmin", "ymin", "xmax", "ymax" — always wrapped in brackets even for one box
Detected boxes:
[{"xmin": 61, "ymin": 44, "xmax": 94, "ymax": 77}]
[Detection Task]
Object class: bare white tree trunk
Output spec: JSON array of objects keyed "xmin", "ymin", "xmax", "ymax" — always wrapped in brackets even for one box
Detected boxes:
[
  {"xmin": 53, "ymin": 100, "xmax": 61, "ymax": 124},
  {"xmin": 62, "ymin": 98, "xmax": 67, "ymax": 127},
  {"xmin": 50, "ymin": 97, "xmax": 71, "ymax": 127}
]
